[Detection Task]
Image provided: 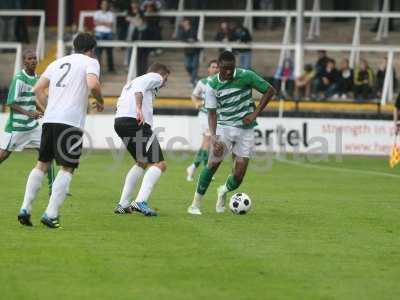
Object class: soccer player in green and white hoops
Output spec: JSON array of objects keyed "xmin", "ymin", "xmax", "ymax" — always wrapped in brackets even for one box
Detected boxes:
[
  {"xmin": 186, "ymin": 59, "xmax": 219, "ymax": 181},
  {"xmin": 187, "ymin": 51, "xmax": 276, "ymax": 215},
  {"xmin": 0, "ymin": 50, "xmax": 55, "ymax": 198}
]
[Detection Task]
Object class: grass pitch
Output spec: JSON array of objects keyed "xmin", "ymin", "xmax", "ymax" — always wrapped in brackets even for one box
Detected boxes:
[{"xmin": 0, "ymin": 151, "xmax": 399, "ymax": 300}]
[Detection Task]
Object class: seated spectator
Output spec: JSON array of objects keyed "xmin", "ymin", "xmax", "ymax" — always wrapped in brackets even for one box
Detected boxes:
[
  {"xmin": 317, "ymin": 59, "xmax": 340, "ymax": 100},
  {"xmin": 178, "ymin": 18, "xmax": 201, "ymax": 86},
  {"xmin": 376, "ymin": 57, "xmax": 397, "ymax": 98},
  {"xmin": 354, "ymin": 59, "xmax": 375, "ymax": 101},
  {"xmin": 294, "ymin": 64, "xmax": 314, "ymax": 101},
  {"xmin": 312, "ymin": 50, "xmax": 332, "ymax": 96},
  {"xmin": 215, "ymin": 21, "xmax": 233, "ymax": 53},
  {"xmin": 337, "ymin": 58, "xmax": 354, "ymax": 99},
  {"xmin": 273, "ymin": 57, "xmax": 294, "ymax": 99},
  {"xmin": 232, "ymin": 23, "xmax": 252, "ymax": 70},
  {"xmin": 94, "ymin": 0, "xmax": 116, "ymax": 72}
]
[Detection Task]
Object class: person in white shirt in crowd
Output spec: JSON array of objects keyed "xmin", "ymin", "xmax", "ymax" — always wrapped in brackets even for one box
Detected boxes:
[
  {"xmin": 113, "ymin": 63, "xmax": 170, "ymax": 217},
  {"xmin": 17, "ymin": 33, "xmax": 104, "ymax": 229},
  {"xmin": 94, "ymin": 0, "xmax": 115, "ymax": 72}
]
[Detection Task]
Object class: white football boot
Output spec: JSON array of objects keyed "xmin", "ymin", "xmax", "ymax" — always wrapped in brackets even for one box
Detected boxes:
[
  {"xmin": 216, "ymin": 185, "xmax": 227, "ymax": 213},
  {"xmin": 187, "ymin": 205, "xmax": 202, "ymax": 215}
]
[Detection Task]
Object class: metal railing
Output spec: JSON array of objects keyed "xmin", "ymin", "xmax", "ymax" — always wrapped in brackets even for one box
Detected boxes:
[
  {"xmin": 65, "ymin": 40, "xmax": 398, "ymax": 106},
  {"xmin": 0, "ymin": 43, "xmax": 22, "ymax": 75},
  {"xmin": 0, "ymin": 10, "xmax": 45, "ymax": 60}
]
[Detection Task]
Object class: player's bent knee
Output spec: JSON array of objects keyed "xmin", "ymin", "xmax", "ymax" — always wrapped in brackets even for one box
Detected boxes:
[
  {"xmin": 60, "ymin": 166, "xmax": 75, "ymax": 174},
  {"xmin": 36, "ymin": 161, "xmax": 50, "ymax": 173}
]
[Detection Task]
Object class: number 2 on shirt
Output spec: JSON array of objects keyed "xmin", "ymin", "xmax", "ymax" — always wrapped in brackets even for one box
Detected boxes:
[{"xmin": 56, "ymin": 63, "xmax": 71, "ymax": 87}]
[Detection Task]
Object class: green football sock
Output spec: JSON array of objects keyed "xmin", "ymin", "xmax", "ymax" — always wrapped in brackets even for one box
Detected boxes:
[
  {"xmin": 47, "ymin": 161, "xmax": 55, "ymax": 194},
  {"xmin": 225, "ymin": 174, "xmax": 240, "ymax": 192},
  {"xmin": 193, "ymin": 149, "xmax": 204, "ymax": 168},
  {"xmin": 202, "ymin": 149, "xmax": 209, "ymax": 166},
  {"xmin": 196, "ymin": 166, "xmax": 214, "ymax": 195}
]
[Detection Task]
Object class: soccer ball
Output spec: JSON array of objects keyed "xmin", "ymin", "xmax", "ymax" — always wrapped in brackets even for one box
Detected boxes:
[{"xmin": 229, "ymin": 193, "xmax": 252, "ymax": 215}]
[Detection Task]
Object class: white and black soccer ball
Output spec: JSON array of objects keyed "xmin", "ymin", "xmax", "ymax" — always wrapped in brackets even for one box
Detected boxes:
[{"xmin": 229, "ymin": 193, "xmax": 252, "ymax": 215}]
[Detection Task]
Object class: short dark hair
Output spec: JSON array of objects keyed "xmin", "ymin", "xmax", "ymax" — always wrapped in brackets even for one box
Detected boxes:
[
  {"xmin": 147, "ymin": 63, "xmax": 170, "ymax": 75},
  {"xmin": 218, "ymin": 51, "xmax": 235, "ymax": 63},
  {"xmin": 208, "ymin": 59, "xmax": 218, "ymax": 67},
  {"xmin": 22, "ymin": 49, "xmax": 36, "ymax": 60},
  {"xmin": 73, "ymin": 33, "xmax": 97, "ymax": 54}
]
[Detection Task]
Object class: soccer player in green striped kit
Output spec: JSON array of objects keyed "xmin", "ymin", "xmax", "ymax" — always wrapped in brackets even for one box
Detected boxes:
[
  {"xmin": 0, "ymin": 50, "xmax": 55, "ymax": 209},
  {"xmin": 186, "ymin": 59, "xmax": 219, "ymax": 181},
  {"xmin": 188, "ymin": 51, "xmax": 276, "ymax": 215}
]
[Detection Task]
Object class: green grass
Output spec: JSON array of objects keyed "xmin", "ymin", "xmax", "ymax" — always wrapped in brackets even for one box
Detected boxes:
[{"xmin": 0, "ymin": 151, "xmax": 399, "ymax": 300}]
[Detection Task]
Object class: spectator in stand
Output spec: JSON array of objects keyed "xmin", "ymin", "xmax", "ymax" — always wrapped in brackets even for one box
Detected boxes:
[
  {"xmin": 15, "ymin": 0, "xmax": 29, "ymax": 44},
  {"xmin": 337, "ymin": 58, "xmax": 354, "ymax": 100},
  {"xmin": 178, "ymin": 18, "xmax": 200, "ymax": 87},
  {"xmin": 94, "ymin": 0, "xmax": 116, "ymax": 73},
  {"xmin": 215, "ymin": 21, "xmax": 233, "ymax": 53},
  {"xmin": 294, "ymin": 64, "xmax": 314, "ymax": 101},
  {"xmin": 353, "ymin": 58, "xmax": 375, "ymax": 101},
  {"xmin": 232, "ymin": 23, "xmax": 252, "ymax": 69},
  {"xmin": 313, "ymin": 50, "xmax": 332, "ymax": 96},
  {"xmin": 317, "ymin": 59, "xmax": 340, "ymax": 100},
  {"xmin": 124, "ymin": 1, "xmax": 144, "ymax": 66},
  {"xmin": 130, "ymin": 17, "xmax": 153, "ymax": 75},
  {"xmin": 376, "ymin": 57, "xmax": 397, "ymax": 98},
  {"xmin": 142, "ymin": 0, "xmax": 163, "ymax": 43},
  {"xmin": 273, "ymin": 57, "xmax": 294, "ymax": 99}
]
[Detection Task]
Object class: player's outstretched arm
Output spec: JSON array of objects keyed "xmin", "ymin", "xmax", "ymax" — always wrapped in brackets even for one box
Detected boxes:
[
  {"xmin": 9, "ymin": 103, "xmax": 42, "ymax": 120},
  {"xmin": 87, "ymin": 74, "xmax": 104, "ymax": 112},
  {"xmin": 243, "ymin": 85, "xmax": 276, "ymax": 126}
]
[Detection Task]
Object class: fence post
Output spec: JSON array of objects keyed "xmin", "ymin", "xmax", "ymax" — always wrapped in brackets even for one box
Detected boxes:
[
  {"xmin": 349, "ymin": 15, "xmax": 361, "ymax": 69},
  {"xmin": 14, "ymin": 44, "xmax": 22, "ymax": 75},
  {"xmin": 173, "ymin": 0, "xmax": 185, "ymax": 38},
  {"xmin": 294, "ymin": 0, "xmax": 304, "ymax": 78},
  {"xmin": 381, "ymin": 50, "xmax": 394, "ymax": 105},
  {"xmin": 375, "ymin": 0, "xmax": 389, "ymax": 41},
  {"xmin": 244, "ymin": 0, "xmax": 253, "ymax": 34},
  {"xmin": 127, "ymin": 45, "xmax": 138, "ymax": 83},
  {"xmin": 307, "ymin": 0, "xmax": 320, "ymax": 40},
  {"xmin": 278, "ymin": 15, "xmax": 292, "ymax": 67},
  {"xmin": 57, "ymin": 0, "xmax": 65, "ymax": 59}
]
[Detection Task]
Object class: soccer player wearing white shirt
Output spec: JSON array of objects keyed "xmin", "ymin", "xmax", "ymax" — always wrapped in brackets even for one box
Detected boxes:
[
  {"xmin": 186, "ymin": 60, "xmax": 219, "ymax": 181},
  {"xmin": 18, "ymin": 33, "xmax": 104, "ymax": 228},
  {"xmin": 114, "ymin": 63, "xmax": 170, "ymax": 216}
]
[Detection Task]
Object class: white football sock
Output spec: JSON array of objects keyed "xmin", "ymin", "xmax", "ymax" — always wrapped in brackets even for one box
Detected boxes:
[
  {"xmin": 45, "ymin": 170, "xmax": 72, "ymax": 219},
  {"xmin": 134, "ymin": 166, "xmax": 162, "ymax": 203},
  {"xmin": 191, "ymin": 192, "xmax": 203, "ymax": 208},
  {"xmin": 119, "ymin": 164, "xmax": 145, "ymax": 207},
  {"xmin": 21, "ymin": 168, "xmax": 44, "ymax": 213}
]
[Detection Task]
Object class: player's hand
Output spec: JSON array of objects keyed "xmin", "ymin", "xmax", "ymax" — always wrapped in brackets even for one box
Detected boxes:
[
  {"xmin": 136, "ymin": 109, "xmax": 145, "ymax": 125},
  {"xmin": 243, "ymin": 112, "xmax": 257, "ymax": 126},
  {"xmin": 211, "ymin": 135, "xmax": 224, "ymax": 157},
  {"xmin": 92, "ymin": 101, "xmax": 104, "ymax": 112},
  {"xmin": 28, "ymin": 111, "xmax": 43, "ymax": 119},
  {"xmin": 195, "ymin": 101, "xmax": 203, "ymax": 109}
]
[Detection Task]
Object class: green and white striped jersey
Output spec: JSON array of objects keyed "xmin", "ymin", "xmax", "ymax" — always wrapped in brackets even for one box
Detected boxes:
[
  {"xmin": 205, "ymin": 68, "xmax": 271, "ymax": 128},
  {"xmin": 192, "ymin": 77, "xmax": 209, "ymax": 114},
  {"xmin": 5, "ymin": 70, "xmax": 39, "ymax": 133}
]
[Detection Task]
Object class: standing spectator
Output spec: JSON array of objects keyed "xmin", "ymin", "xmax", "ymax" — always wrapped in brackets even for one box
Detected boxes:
[
  {"xmin": 294, "ymin": 64, "xmax": 314, "ymax": 101},
  {"xmin": 0, "ymin": 0, "xmax": 16, "ymax": 45},
  {"xmin": 215, "ymin": 21, "xmax": 233, "ymax": 53},
  {"xmin": 130, "ymin": 17, "xmax": 153, "ymax": 76},
  {"xmin": 354, "ymin": 59, "xmax": 375, "ymax": 101},
  {"xmin": 124, "ymin": 1, "xmax": 143, "ymax": 66},
  {"xmin": 318, "ymin": 59, "xmax": 340, "ymax": 100},
  {"xmin": 376, "ymin": 57, "xmax": 397, "ymax": 98},
  {"xmin": 178, "ymin": 19, "xmax": 200, "ymax": 87},
  {"xmin": 15, "ymin": 0, "xmax": 29, "ymax": 44},
  {"xmin": 94, "ymin": 0, "xmax": 116, "ymax": 72},
  {"xmin": 232, "ymin": 23, "xmax": 252, "ymax": 69},
  {"xmin": 273, "ymin": 57, "xmax": 294, "ymax": 98},
  {"xmin": 337, "ymin": 58, "xmax": 354, "ymax": 99}
]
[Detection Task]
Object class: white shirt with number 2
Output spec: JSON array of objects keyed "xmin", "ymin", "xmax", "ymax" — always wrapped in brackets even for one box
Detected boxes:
[{"xmin": 41, "ymin": 53, "xmax": 100, "ymax": 129}]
